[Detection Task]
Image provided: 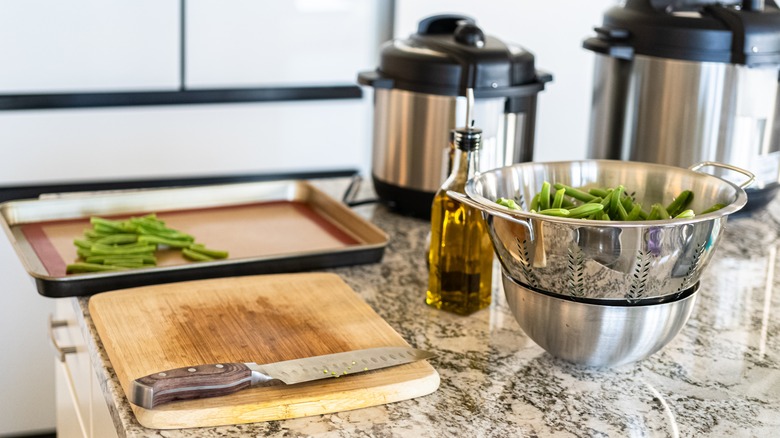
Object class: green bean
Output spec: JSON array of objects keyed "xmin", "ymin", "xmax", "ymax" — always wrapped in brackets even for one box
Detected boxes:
[
  {"xmin": 73, "ymin": 239, "xmax": 93, "ymax": 250},
  {"xmin": 538, "ymin": 208, "xmax": 570, "ymax": 217},
  {"xmin": 610, "ymin": 185, "xmax": 624, "ymax": 218},
  {"xmin": 588, "ymin": 188, "xmax": 609, "ymax": 198},
  {"xmin": 586, "ymin": 196, "xmax": 603, "ymax": 204},
  {"xmin": 182, "ymin": 248, "xmax": 214, "ymax": 262},
  {"xmin": 94, "ymin": 233, "xmax": 138, "ymax": 246},
  {"xmin": 188, "ymin": 244, "xmax": 229, "ymax": 259},
  {"xmin": 626, "ymin": 204, "xmax": 643, "ymax": 221},
  {"xmin": 83, "ymin": 229, "xmax": 111, "ymax": 240},
  {"xmin": 66, "ymin": 262, "xmax": 128, "ymax": 274},
  {"xmin": 90, "ymin": 244, "xmax": 157, "ymax": 256},
  {"xmin": 601, "ymin": 212, "xmax": 611, "ymax": 221},
  {"xmin": 552, "ymin": 188, "xmax": 566, "ymax": 209},
  {"xmin": 138, "ymin": 234, "xmax": 193, "ymax": 248},
  {"xmin": 90, "ymin": 217, "xmax": 135, "ymax": 233},
  {"xmin": 647, "ymin": 204, "xmax": 670, "ymax": 220},
  {"xmin": 674, "ymin": 209, "xmax": 695, "ymax": 219},
  {"xmin": 86, "ymin": 255, "xmax": 157, "ymax": 265},
  {"xmin": 701, "ymin": 203, "xmax": 726, "ymax": 214},
  {"xmin": 553, "ymin": 183, "xmax": 596, "ymax": 203},
  {"xmin": 568, "ymin": 203, "xmax": 605, "ymax": 219},
  {"xmin": 529, "ymin": 193, "xmax": 540, "ymax": 211},
  {"xmin": 621, "ymin": 194, "xmax": 635, "ymax": 212},
  {"xmin": 666, "ymin": 190, "xmax": 694, "ymax": 217},
  {"xmin": 136, "ymin": 224, "xmax": 194, "ymax": 241},
  {"xmin": 496, "ymin": 198, "xmax": 522, "ymax": 210},
  {"xmin": 539, "ymin": 182, "xmax": 551, "ymax": 210},
  {"xmin": 615, "ymin": 197, "xmax": 629, "ymax": 221}
]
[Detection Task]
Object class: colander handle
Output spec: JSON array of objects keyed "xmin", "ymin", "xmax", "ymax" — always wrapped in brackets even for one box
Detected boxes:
[
  {"xmin": 446, "ymin": 190, "xmax": 533, "ymax": 234},
  {"xmin": 688, "ymin": 161, "xmax": 755, "ymax": 189}
]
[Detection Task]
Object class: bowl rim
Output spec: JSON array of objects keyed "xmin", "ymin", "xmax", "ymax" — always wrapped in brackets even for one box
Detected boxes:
[
  {"xmin": 502, "ymin": 272, "xmax": 700, "ymax": 307},
  {"xmin": 466, "ymin": 159, "xmax": 748, "ymax": 228}
]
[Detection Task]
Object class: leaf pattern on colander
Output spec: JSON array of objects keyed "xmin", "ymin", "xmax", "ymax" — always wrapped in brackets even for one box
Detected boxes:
[
  {"xmin": 516, "ymin": 194, "xmax": 527, "ymax": 211},
  {"xmin": 627, "ymin": 250, "xmax": 652, "ymax": 301},
  {"xmin": 677, "ymin": 240, "xmax": 707, "ymax": 292},
  {"xmin": 567, "ymin": 244, "xmax": 586, "ymax": 297},
  {"xmin": 514, "ymin": 236, "xmax": 538, "ymax": 288}
]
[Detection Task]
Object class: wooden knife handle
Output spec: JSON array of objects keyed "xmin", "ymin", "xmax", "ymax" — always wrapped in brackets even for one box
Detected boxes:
[{"xmin": 131, "ymin": 363, "xmax": 252, "ymax": 409}]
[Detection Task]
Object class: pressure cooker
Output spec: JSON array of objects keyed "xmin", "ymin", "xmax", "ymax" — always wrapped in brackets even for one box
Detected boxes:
[
  {"xmin": 358, "ymin": 15, "xmax": 552, "ymax": 219},
  {"xmin": 584, "ymin": 0, "xmax": 780, "ymax": 210}
]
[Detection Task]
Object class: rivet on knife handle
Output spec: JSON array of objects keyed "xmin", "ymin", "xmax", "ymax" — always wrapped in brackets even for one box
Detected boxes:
[{"xmin": 131, "ymin": 363, "xmax": 267, "ymax": 409}]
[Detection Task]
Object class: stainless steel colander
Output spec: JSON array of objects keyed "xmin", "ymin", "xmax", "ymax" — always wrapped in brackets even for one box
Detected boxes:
[{"xmin": 451, "ymin": 160, "xmax": 752, "ymax": 301}]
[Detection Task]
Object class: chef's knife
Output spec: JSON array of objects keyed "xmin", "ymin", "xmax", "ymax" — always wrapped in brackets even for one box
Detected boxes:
[{"xmin": 130, "ymin": 346, "xmax": 435, "ymax": 409}]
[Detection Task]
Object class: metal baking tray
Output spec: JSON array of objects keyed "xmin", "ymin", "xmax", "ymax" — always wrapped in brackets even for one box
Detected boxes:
[{"xmin": 0, "ymin": 180, "xmax": 388, "ymax": 298}]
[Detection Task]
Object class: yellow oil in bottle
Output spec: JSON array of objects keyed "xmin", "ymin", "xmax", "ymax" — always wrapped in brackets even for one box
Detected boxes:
[{"xmin": 426, "ymin": 129, "xmax": 494, "ymax": 315}]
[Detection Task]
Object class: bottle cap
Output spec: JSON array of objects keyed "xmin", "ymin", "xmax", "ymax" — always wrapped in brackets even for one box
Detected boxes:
[{"xmin": 452, "ymin": 127, "xmax": 482, "ymax": 151}]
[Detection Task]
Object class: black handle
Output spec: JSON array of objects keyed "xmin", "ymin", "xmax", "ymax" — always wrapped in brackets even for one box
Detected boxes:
[{"xmin": 417, "ymin": 14, "xmax": 475, "ymax": 35}]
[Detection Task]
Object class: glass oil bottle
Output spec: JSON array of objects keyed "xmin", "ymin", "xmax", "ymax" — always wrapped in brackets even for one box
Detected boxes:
[{"xmin": 426, "ymin": 127, "xmax": 494, "ymax": 315}]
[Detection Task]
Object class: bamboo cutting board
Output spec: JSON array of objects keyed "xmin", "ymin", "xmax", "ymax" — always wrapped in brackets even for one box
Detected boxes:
[{"xmin": 89, "ymin": 273, "xmax": 439, "ymax": 429}]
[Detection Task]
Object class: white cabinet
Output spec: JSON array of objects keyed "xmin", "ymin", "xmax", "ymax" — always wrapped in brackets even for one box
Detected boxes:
[
  {"xmin": 0, "ymin": 0, "xmax": 180, "ymax": 94},
  {"xmin": 185, "ymin": 0, "xmax": 390, "ymax": 88},
  {"xmin": 52, "ymin": 299, "xmax": 118, "ymax": 438}
]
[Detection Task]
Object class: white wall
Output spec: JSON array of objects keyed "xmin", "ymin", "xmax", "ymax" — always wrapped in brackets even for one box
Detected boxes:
[{"xmin": 395, "ymin": 0, "xmax": 619, "ymax": 162}]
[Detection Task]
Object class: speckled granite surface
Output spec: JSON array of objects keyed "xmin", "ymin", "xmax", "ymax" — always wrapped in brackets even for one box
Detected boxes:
[{"xmin": 71, "ymin": 179, "xmax": 780, "ymax": 437}]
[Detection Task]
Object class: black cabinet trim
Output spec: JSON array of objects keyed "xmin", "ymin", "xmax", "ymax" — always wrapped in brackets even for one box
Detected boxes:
[
  {"xmin": 0, "ymin": 169, "xmax": 358, "ymax": 203},
  {"xmin": 0, "ymin": 86, "xmax": 363, "ymax": 111}
]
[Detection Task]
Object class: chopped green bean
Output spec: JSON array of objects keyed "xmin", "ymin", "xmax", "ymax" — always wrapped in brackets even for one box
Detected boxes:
[
  {"xmin": 73, "ymin": 239, "xmax": 93, "ymax": 250},
  {"xmin": 188, "ymin": 244, "xmax": 229, "ymax": 259},
  {"xmin": 666, "ymin": 190, "xmax": 694, "ymax": 217},
  {"xmin": 530, "ymin": 193, "xmax": 541, "ymax": 211},
  {"xmin": 616, "ymin": 198, "xmax": 629, "ymax": 221},
  {"xmin": 588, "ymin": 188, "xmax": 609, "ymax": 198},
  {"xmin": 701, "ymin": 203, "xmax": 726, "ymax": 214},
  {"xmin": 552, "ymin": 188, "xmax": 566, "ymax": 209},
  {"xmin": 553, "ymin": 183, "xmax": 596, "ymax": 203},
  {"xmin": 674, "ymin": 209, "xmax": 695, "ymax": 219},
  {"xmin": 90, "ymin": 244, "xmax": 157, "ymax": 256},
  {"xmin": 66, "ymin": 262, "xmax": 128, "ymax": 274},
  {"xmin": 138, "ymin": 234, "xmax": 192, "ymax": 248},
  {"xmin": 568, "ymin": 203, "xmax": 605, "ymax": 219},
  {"xmin": 496, "ymin": 198, "xmax": 522, "ymax": 210},
  {"xmin": 626, "ymin": 204, "xmax": 643, "ymax": 221},
  {"xmin": 538, "ymin": 208, "xmax": 570, "ymax": 217},
  {"xmin": 182, "ymin": 248, "xmax": 214, "ymax": 262},
  {"xmin": 539, "ymin": 182, "xmax": 551, "ymax": 210},
  {"xmin": 94, "ymin": 233, "xmax": 138, "ymax": 245}
]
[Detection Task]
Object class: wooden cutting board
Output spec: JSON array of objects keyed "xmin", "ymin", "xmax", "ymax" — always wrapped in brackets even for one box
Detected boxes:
[{"xmin": 89, "ymin": 273, "xmax": 439, "ymax": 429}]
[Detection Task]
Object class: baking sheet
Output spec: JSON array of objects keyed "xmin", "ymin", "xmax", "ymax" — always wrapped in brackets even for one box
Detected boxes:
[{"xmin": 0, "ymin": 180, "xmax": 388, "ymax": 297}]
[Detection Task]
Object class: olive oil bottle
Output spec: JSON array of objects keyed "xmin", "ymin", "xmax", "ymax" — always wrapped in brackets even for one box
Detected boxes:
[{"xmin": 426, "ymin": 127, "xmax": 494, "ymax": 315}]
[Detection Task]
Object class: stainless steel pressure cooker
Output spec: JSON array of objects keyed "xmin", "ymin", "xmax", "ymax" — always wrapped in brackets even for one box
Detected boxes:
[
  {"xmin": 584, "ymin": 0, "xmax": 780, "ymax": 210},
  {"xmin": 358, "ymin": 15, "xmax": 552, "ymax": 218}
]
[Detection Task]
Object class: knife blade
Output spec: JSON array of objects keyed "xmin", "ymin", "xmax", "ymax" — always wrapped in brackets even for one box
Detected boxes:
[{"xmin": 130, "ymin": 346, "xmax": 435, "ymax": 409}]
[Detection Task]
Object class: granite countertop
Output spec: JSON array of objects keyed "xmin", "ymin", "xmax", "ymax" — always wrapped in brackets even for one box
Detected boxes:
[{"xmin": 71, "ymin": 179, "xmax": 780, "ymax": 437}]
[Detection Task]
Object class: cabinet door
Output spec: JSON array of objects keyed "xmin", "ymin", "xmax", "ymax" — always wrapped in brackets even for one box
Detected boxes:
[
  {"xmin": 53, "ymin": 300, "xmax": 91, "ymax": 438},
  {"xmin": 185, "ymin": 0, "xmax": 387, "ymax": 88},
  {"xmin": 0, "ymin": 0, "xmax": 180, "ymax": 93}
]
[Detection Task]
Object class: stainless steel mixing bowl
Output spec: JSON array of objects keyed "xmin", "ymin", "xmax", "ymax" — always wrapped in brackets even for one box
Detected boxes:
[
  {"xmin": 451, "ymin": 160, "xmax": 752, "ymax": 301},
  {"xmin": 502, "ymin": 273, "xmax": 699, "ymax": 367}
]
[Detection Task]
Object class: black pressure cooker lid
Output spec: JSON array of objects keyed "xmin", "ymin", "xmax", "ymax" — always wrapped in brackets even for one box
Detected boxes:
[
  {"xmin": 584, "ymin": 0, "xmax": 780, "ymax": 66},
  {"xmin": 358, "ymin": 15, "xmax": 552, "ymax": 97}
]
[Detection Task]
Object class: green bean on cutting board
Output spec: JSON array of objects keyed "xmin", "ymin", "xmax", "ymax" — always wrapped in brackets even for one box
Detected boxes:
[
  {"xmin": 66, "ymin": 213, "xmax": 229, "ymax": 274},
  {"xmin": 495, "ymin": 182, "xmax": 727, "ymax": 221}
]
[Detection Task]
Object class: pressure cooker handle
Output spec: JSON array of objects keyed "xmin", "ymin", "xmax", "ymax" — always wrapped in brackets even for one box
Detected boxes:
[{"xmin": 417, "ymin": 14, "xmax": 475, "ymax": 35}]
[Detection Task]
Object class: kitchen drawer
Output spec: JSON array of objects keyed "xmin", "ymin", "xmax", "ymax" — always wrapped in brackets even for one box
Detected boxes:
[{"xmin": 53, "ymin": 299, "xmax": 118, "ymax": 438}]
